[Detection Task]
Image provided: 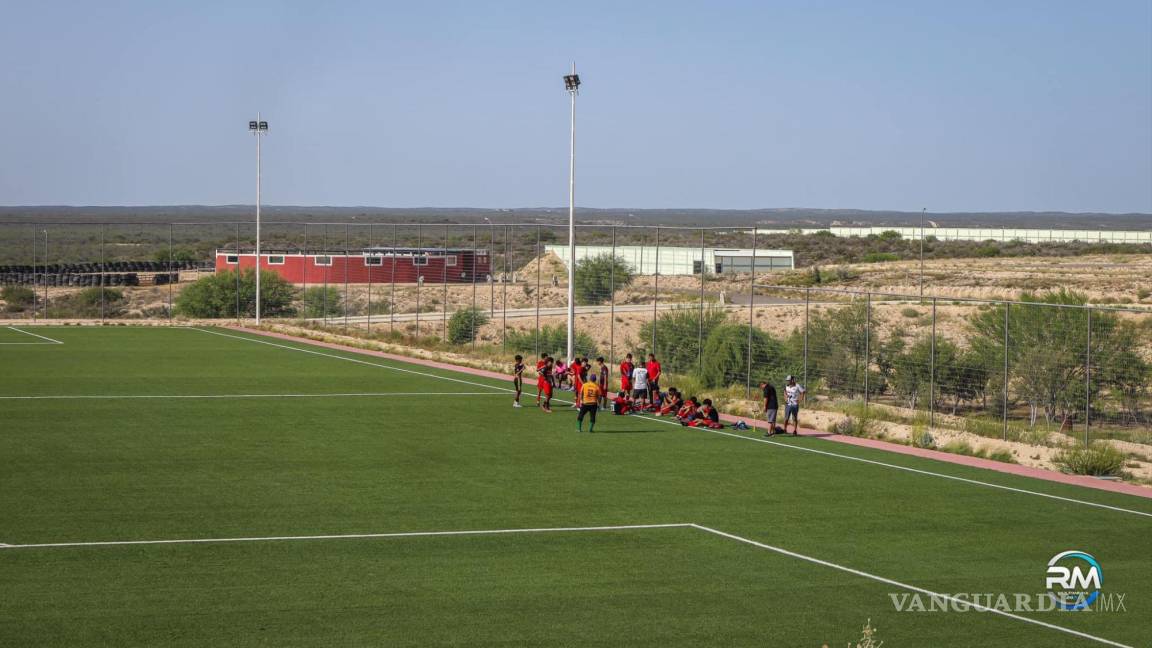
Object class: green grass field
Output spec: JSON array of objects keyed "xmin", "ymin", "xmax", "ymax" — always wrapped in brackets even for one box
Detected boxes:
[{"xmin": 1, "ymin": 325, "xmax": 1150, "ymax": 647}]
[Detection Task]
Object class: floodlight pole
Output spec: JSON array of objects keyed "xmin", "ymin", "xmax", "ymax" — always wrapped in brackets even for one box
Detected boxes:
[
  {"xmin": 564, "ymin": 63, "xmax": 580, "ymax": 362},
  {"xmin": 250, "ymin": 115, "xmax": 268, "ymax": 324}
]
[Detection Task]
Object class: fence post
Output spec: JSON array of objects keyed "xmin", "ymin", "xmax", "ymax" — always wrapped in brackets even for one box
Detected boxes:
[
  {"xmin": 367, "ymin": 224, "xmax": 373, "ymax": 334},
  {"xmin": 32, "ymin": 225, "xmax": 38, "ymax": 322},
  {"xmin": 535, "ymin": 225, "xmax": 542, "ymax": 356},
  {"xmin": 389, "ymin": 224, "xmax": 398, "ymax": 333},
  {"xmin": 930, "ymin": 297, "xmax": 937, "ymax": 428},
  {"xmin": 302, "ymin": 224, "xmax": 308, "ymax": 317},
  {"xmin": 415, "ymin": 224, "xmax": 421, "ymax": 337},
  {"xmin": 489, "ymin": 224, "xmax": 495, "ymax": 317},
  {"xmin": 168, "ymin": 223, "xmax": 173, "ymax": 318},
  {"xmin": 345, "ymin": 224, "xmax": 352, "ymax": 333},
  {"xmin": 651, "ymin": 226, "xmax": 660, "ymax": 355},
  {"xmin": 502, "ymin": 225, "xmax": 509, "ymax": 352},
  {"xmin": 609, "ymin": 225, "xmax": 617, "ymax": 366},
  {"xmin": 864, "ymin": 292, "xmax": 871, "ymax": 408},
  {"xmin": 1002, "ymin": 302, "xmax": 1010, "ymax": 440},
  {"xmin": 442, "ymin": 225, "xmax": 449, "ymax": 341},
  {"xmin": 744, "ymin": 229, "xmax": 756, "ymax": 398},
  {"xmin": 1085, "ymin": 306, "xmax": 1092, "ymax": 446},
  {"xmin": 698, "ymin": 227, "xmax": 706, "ymax": 371},
  {"xmin": 472, "ymin": 225, "xmax": 479, "ymax": 349},
  {"xmin": 323, "ymin": 224, "xmax": 330, "ymax": 326},
  {"xmin": 99, "ymin": 224, "xmax": 105, "ymax": 323},
  {"xmin": 803, "ymin": 287, "xmax": 810, "ymax": 391},
  {"xmin": 235, "ymin": 222, "xmax": 241, "ymax": 323}
]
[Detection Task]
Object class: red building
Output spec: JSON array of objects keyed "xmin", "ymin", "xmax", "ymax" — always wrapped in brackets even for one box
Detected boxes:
[{"xmin": 214, "ymin": 248, "xmax": 491, "ymax": 284}]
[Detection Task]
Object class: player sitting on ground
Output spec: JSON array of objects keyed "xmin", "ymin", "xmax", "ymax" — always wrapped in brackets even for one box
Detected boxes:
[
  {"xmin": 688, "ymin": 399, "xmax": 724, "ymax": 429},
  {"xmin": 676, "ymin": 396, "xmax": 698, "ymax": 424},
  {"xmin": 612, "ymin": 390, "xmax": 631, "ymax": 415},
  {"xmin": 659, "ymin": 388, "xmax": 682, "ymax": 416}
]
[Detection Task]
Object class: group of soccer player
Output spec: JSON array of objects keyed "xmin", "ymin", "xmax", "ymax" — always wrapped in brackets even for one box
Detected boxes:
[{"xmin": 511, "ymin": 351, "xmax": 806, "ymax": 435}]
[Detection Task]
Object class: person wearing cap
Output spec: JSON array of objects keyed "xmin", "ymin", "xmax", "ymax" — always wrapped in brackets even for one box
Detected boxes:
[
  {"xmin": 783, "ymin": 375, "xmax": 805, "ymax": 436},
  {"xmin": 760, "ymin": 379, "xmax": 779, "ymax": 436}
]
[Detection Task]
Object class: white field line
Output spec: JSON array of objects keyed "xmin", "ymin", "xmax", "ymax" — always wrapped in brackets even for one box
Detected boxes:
[
  {"xmin": 191, "ymin": 328, "xmax": 506, "ymax": 394},
  {"xmin": 0, "ymin": 523, "xmax": 693, "ymax": 549},
  {"xmin": 628, "ymin": 413, "xmax": 1152, "ymax": 519},
  {"xmin": 0, "ymin": 392, "xmax": 507, "ymax": 401},
  {"xmin": 3, "ymin": 327, "xmax": 64, "ymax": 344},
  {"xmin": 690, "ymin": 524, "xmax": 1133, "ymax": 648},
  {"xmin": 0, "ymin": 521, "xmax": 1131, "ymax": 646},
  {"xmin": 196, "ymin": 327, "xmax": 1152, "ymax": 518}
]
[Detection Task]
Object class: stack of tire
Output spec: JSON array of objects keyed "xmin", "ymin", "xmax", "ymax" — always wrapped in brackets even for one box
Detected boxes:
[{"xmin": 0, "ymin": 261, "xmax": 201, "ymax": 286}]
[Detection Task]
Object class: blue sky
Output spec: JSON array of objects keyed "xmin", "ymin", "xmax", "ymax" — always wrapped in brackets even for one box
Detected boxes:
[{"xmin": 1, "ymin": 1, "xmax": 1149, "ymax": 212}]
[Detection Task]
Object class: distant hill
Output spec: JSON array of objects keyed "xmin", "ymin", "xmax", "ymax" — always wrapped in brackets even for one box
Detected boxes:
[{"xmin": 0, "ymin": 205, "xmax": 1148, "ymax": 230}]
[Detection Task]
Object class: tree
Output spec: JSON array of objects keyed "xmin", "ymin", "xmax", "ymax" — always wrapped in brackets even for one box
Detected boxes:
[
  {"xmin": 966, "ymin": 289, "xmax": 1132, "ymax": 427},
  {"xmin": 805, "ymin": 302, "xmax": 874, "ymax": 397},
  {"xmin": 636, "ymin": 307, "xmax": 728, "ymax": 375},
  {"xmin": 175, "ymin": 269, "xmax": 297, "ymax": 318},
  {"xmin": 303, "ymin": 286, "xmax": 344, "ymax": 318},
  {"xmin": 573, "ymin": 254, "xmax": 633, "ymax": 306},
  {"xmin": 447, "ymin": 307, "xmax": 489, "ymax": 344},
  {"xmin": 699, "ymin": 324, "xmax": 786, "ymax": 389}
]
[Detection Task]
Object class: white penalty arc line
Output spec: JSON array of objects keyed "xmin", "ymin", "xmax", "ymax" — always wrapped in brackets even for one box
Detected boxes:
[
  {"xmin": 4, "ymin": 327, "xmax": 64, "ymax": 344},
  {"xmin": 197, "ymin": 327, "xmax": 1152, "ymax": 518},
  {"xmin": 0, "ymin": 392, "xmax": 507, "ymax": 401},
  {"xmin": 0, "ymin": 523, "xmax": 694, "ymax": 550},
  {"xmin": 0, "ymin": 522, "xmax": 1131, "ymax": 646},
  {"xmin": 689, "ymin": 524, "xmax": 1133, "ymax": 648},
  {"xmin": 191, "ymin": 328, "xmax": 507, "ymax": 394}
]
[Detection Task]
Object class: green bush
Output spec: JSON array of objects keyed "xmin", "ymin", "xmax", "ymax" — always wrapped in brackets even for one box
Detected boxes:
[
  {"xmin": 573, "ymin": 255, "xmax": 634, "ymax": 306},
  {"xmin": 175, "ymin": 269, "xmax": 297, "ymax": 318},
  {"xmin": 505, "ymin": 324, "xmax": 598, "ymax": 359},
  {"xmin": 636, "ymin": 307, "xmax": 728, "ymax": 374},
  {"xmin": 862, "ymin": 252, "xmax": 900, "ymax": 263},
  {"xmin": 699, "ymin": 324, "xmax": 786, "ymax": 388},
  {"xmin": 1053, "ymin": 443, "xmax": 1127, "ymax": 477},
  {"xmin": 303, "ymin": 286, "xmax": 344, "ymax": 318},
  {"xmin": 830, "ymin": 415, "xmax": 876, "ymax": 437},
  {"xmin": 77, "ymin": 287, "xmax": 123, "ymax": 307},
  {"xmin": 1, "ymin": 286, "xmax": 36, "ymax": 312},
  {"xmin": 447, "ymin": 307, "xmax": 489, "ymax": 344},
  {"xmin": 900, "ymin": 307, "xmax": 921, "ymax": 319}
]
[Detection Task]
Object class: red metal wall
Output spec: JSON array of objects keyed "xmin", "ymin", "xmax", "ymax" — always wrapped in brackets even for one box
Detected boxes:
[{"xmin": 214, "ymin": 253, "xmax": 491, "ymax": 284}]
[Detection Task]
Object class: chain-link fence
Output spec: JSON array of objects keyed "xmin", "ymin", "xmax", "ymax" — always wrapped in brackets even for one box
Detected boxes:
[{"xmin": 2, "ymin": 221, "xmax": 1149, "ymax": 448}]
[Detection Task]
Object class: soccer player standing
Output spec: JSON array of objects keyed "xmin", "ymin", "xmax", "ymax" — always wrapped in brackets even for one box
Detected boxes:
[
  {"xmin": 512, "ymin": 355, "xmax": 525, "ymax": 408},
  {"xmin": 783, "ymin": 375, "xmax": 806, "ymax": 436},
  {"xmin": 596, "ymin": 357, "xmax": 609, "ymax": 408},
  {"xmin": 576, "ymin": 378, "xmax": 602, "ymax": 433},
  {"xmin": 619, "ymin": 353, "xmax": 635, "ymax": 394},
  {"xmin": 538, "ymin": 357, "xmax": 554, "ymax": 413},
  {"xmin": 646, "ymin": 354, "xmax": 662, "ymax": 404}
]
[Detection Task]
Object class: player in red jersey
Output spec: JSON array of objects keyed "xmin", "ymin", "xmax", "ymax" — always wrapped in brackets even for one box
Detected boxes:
[
  {"xmin": 619, "ymin": 353, "xmax": 635, "ymax": 394},
  {"xmin": 537, "ymin": 356, "xmax": 554, "ymax": 412},
  {"xmin": 535, "ymin": 353, "xmax": 548, "ymax": 405}
]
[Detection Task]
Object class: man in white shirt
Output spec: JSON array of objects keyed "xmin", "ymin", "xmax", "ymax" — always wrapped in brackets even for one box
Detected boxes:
[
  {"xmin": 783, "ymin": 375, "xmax": 806, "ymax": 436},
  {"xmin": 631, "ymin": 365, "xmax": 649, "ymax": 406}
]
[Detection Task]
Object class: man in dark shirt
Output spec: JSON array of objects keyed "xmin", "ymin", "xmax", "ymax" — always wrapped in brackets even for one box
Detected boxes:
[{"xmin": 760, "ymin": 380, "xmax": 779, "ymax": 436}]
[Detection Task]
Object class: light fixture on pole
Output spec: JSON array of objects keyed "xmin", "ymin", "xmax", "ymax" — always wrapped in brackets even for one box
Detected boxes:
[
  {"xmin": 563, "ymin": 64, "xmax": 580, "ymax": 362},
  {"xmin": 248, "ymin": 117, "xmax": 269, "ymax": 324}
]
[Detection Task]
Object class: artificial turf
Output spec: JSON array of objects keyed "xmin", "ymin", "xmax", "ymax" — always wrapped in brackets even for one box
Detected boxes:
[{"xmin": 1, "ymin": 326, "xmax": 1149, "ymax": 647}]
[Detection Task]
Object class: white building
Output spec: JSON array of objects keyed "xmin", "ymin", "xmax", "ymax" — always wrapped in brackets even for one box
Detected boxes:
[
  {"xmin": 544, "ymin": 245, "xmax": 794, "ymax": 275},
  {"xmin": 752, "ymin": 226, "xmax": 1152, "ymax": 244}
]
